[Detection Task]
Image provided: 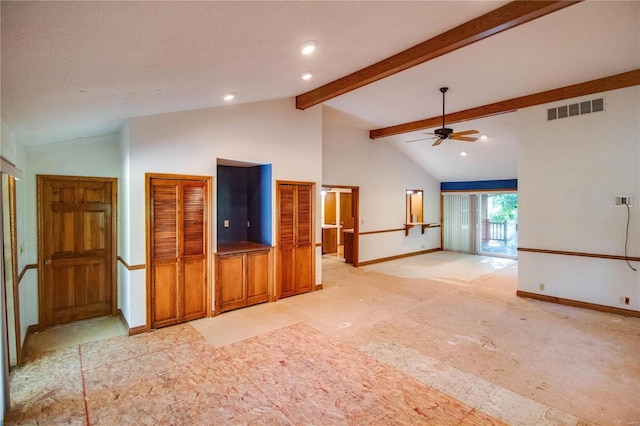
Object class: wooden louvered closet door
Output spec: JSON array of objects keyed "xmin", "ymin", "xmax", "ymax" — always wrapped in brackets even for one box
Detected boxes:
[
  {"xmin": 277, "ymin": 182, "xmax": 313, "ymax": 298},
  {"xmin": 149, "ymin": 177, "xmax": 208, "ymax": 329}
]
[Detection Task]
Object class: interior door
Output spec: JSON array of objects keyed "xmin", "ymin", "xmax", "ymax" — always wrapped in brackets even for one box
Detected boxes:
[
  {"xmin": 277, "ymin": 182, "xmax": 313, "ymax": 299},
  {"xmin": 38, "ymin": 175, "xmax": 116, "ymax": 328},
  {"xmin": 148, "ymin": 176, "xmax": 208, "ymax": 329}
]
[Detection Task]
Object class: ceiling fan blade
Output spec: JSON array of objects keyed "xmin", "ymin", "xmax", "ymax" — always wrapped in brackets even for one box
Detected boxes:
[
  {"xmin": 432, "ymin": 138, "xmax": 445, "ymax": 147},
  {"xmin": 449, "ymin": 135, "xmax": 478, "ymax": 142},
  {"xmin": 451, "ymin": 130, "xmax": 479, "ymax": 136},
  {"xmin": 406, "ymin": 135, "xmax": 437, "ymax": 143}
]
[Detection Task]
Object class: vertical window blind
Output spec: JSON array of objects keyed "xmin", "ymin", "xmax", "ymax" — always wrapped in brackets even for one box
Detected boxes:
[{"xmin": 443, "ymin": 194, "xmax": 474, "ymax": 254}]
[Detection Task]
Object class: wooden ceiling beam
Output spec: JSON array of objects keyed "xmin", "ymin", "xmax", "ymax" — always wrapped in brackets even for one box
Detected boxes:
[
  {"xmin": 369, "ymin": 69, "xmax": 640, "ymax": 139},
  {"xmin": 295, "ymin": 1, "xmax": 581, "ymax": 110}
]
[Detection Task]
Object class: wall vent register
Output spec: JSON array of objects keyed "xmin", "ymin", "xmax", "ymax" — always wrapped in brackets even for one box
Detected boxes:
[{"xmin": 547, "ymin": 97, "xmax": 604, "ymax": 121}]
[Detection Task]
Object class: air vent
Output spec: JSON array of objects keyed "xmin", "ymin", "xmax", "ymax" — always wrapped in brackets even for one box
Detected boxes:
[{"xmin": 547, "ymin": 97, "xmax": 604, "ymax": 121}]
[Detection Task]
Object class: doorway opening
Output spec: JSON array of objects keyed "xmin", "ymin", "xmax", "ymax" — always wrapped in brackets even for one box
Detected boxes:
[
  {"xmin": 321, "ymin": 185, "xmax": 359, "ymax": 266},
  {"xmin": 443, "ymin": 192, "xmax": 517, "ymax": 259},
  {"xmin": 478, "ymin": 193, "xmax": 518, "ymax": 258}
]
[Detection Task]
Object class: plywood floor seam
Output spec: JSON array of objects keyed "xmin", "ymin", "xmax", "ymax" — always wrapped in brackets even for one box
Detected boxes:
[{"xmin": 7, "ymin": 252, "xmax": 640, "ymax": 425}]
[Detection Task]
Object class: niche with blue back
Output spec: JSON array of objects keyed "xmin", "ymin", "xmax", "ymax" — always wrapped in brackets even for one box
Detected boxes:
[{"xmin": 217, "ymin": 163, "xmax": 272, "ymax": 246}]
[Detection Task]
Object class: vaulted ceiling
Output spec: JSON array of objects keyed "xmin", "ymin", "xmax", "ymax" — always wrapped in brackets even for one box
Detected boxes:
[{"xmin": 2, "ymin": 1, "xmax": 639, "ymax": 181}]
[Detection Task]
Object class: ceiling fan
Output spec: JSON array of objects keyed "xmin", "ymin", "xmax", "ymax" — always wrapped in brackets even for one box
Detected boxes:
[{"xmin": 406, "ymin": 87, "xmax": 479, "ymax": 147}]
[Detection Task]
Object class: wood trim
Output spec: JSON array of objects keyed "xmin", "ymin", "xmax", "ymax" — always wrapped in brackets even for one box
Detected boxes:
[
  {"xmin": 315, "ymin": 243, "xmax": 322, "ymax": 248},
  {"xmin": 516, "ymin": 290, "xmax": 640, "ymax": 318},
  {"xmin": 296, "ymin": 1, "xmax": 580, "ymax": 110},
  {"xmin": 315, "ymin": 284, "xmax": 323, "ymax": 290},
  {"xmin": 21, "ymin": 325, "xmax": 39, "ymax": 364},
  {"xmin": 114, "ymin": 308, "xmax": 148, "ymax": 336},
  {"xmin": 518, "ymin": 247, "xmax": 640, "ymax": 263},
  {"xmin": 117, "ymin": 256, "xmax": 146, "ymax": 271},
  {"xmin": 128, "ymin": 325, "xmax": 147, "ymax": 336},
  {"xmin": 0, "ymin": 156, "xmax": 23, "ymax": 180},
  {"xmin": 370, "ymin": 69, "xmax": 640, "ymax": 138},
  {"xmin": 17, "ymin": 264, "xmax": 38, "ymax": 285},
  {"xmin": 358, "ymin": 247, "xmax": 441, "ymax": 267},
  {"xmin": 4, "ymin": 175, "xmax": 22, "ymax": 366},
  {"xmin": 360, "ymin": 228, "xmax": 405, "ymax": 236}
]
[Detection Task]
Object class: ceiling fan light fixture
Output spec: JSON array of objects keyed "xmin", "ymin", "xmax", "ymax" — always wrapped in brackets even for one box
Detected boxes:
[
  {"xmin": 460, "ymin": 151, "xmax": 468, "ymax": 157},
  {"xmin": 480, "ymin": 134, "xmax": 488, "ymax": 140},
  {"xmin": 300, "ymin": 41, "xmax": 317, "ymax": 55},
  {"xmin": 223, "ymin": 93, "xmax": 235, "ymax": 101}
]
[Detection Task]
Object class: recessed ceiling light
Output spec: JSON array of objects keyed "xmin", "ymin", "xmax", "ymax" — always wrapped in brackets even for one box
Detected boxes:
[
  {"xmin": 480, "ymin": 134, "xmax": 488, "ymax": 140},
  {"xmin": 301, "ymin": 72, "xmax": 313, "ymax": 81},
  {"xmin": 300, "ymin": 41, "xmax": 317, "ymax": 55},
  {"xmin": 460, "ymin": 151, "xmax": 468, "ymax": 157},
  {"xmin": 223, "ymin": 93, "xmax": 235, "ymax": 101}
]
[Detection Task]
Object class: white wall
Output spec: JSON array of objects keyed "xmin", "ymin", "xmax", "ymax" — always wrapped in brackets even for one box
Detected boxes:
[
  {"xmin": 118, "ymin": 122, "xmax": 132, "ymax": 324},
  {"xmin": 22, "ymin": 134, "xmax": 121, "ymax": 329},
  {"xmin": 123, "ymin": 97, "xmax": 323, "ymax": 328},
  {"xmin": 322, "ymin": 106, "xmax": 441, "ymax": 263},
  {"xmin": 518, "ymin": 86, "xmax": 640, "ymax": 311}
]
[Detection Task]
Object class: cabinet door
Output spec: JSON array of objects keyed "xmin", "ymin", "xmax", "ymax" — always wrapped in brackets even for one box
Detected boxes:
[
  {"xmin": 294, "ymin": 186, "xmax": 313, "ymax": 293},
  {"xmin": 277, "ymin": 183, "xmax": 314, "ymax": 298},
  {"xmin": 217, "ymin": 253, "xmax": 245, "ymax": 313},
  {"xmin": 247, "ymin": 250, "xmax": 270, "ymax": 304},
  {"xmin": 278, "ymin": 185, "xmax": 296, "ymax": 298},
  {"xmin": 150, "ymin": 180, "xmax": 180, "ymax": 328},
  {"xmin": 149, "ymin": 176, "xmax": 209, "ymax": 329},
  {"xmin": 182, "ymin": 182, "xmax": 207, "ymax": 321}
]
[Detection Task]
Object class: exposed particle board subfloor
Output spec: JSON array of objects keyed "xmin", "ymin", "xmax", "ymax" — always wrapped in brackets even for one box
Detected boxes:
[{"xmin": 8, "ymin": 252, "xmax": 640, "ymax": 425}]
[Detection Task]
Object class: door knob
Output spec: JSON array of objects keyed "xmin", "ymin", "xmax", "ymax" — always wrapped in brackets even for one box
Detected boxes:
[{"xmin": 44, "ymin": 260, "xmax": 51, "ymax": 265}]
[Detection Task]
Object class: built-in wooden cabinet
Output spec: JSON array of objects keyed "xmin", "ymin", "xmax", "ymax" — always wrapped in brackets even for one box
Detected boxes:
[
  {"xmin": 215, "ymin": 162, "xmax": 273, "ymax": 314},
  {"xmin": 322, "ymin": 227, "xmax": 337, "ymax": 254},
  {"xmin": 216, "ymin": 242, "xmax": 271, "ymax": 313}
]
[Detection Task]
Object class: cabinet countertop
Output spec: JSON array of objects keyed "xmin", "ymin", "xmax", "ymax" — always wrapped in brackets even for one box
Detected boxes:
[{"xmin": 216, "ymin": 241, "xmax": 272, "ymax": 255}]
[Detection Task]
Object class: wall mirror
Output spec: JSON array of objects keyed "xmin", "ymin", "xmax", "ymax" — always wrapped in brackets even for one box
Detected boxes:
[{"xmin": 406, "ymin": 189, "xmax": 423, "ymax": 224}]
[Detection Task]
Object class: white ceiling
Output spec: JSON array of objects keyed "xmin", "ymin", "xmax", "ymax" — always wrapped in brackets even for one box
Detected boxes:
[{"xmin": 2, "ymin": 1, "xmax": 639, "ymax": 182}]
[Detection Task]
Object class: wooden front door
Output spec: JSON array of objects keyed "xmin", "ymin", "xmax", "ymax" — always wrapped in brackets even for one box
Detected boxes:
[
  {"xmin": 38, "ymin": 175, "xmax": 117, "ymax": 328},
  {"xmin": 148, "ymin": 175, "xmax": 209, "ymax": 329},
  {"xmin": 277, "ymin": 182, "xmax": 314, "ymax": 299}
]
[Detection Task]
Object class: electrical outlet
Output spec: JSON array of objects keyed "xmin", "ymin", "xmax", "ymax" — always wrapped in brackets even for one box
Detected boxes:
[
  {"xmin": 614, "ymin": 195, "xmax": 633, "ymax": 207},
  {"xmin": 224, "ymin": 220, "xmax": 229, "ymax": 228},
  {"xmin": 539, "ymin": 283, "xmax": 545, "ymax": 291}
]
